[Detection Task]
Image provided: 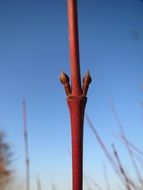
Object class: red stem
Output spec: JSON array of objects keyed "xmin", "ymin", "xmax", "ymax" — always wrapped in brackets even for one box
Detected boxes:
[
  {"xmin": 67, "ymin": 0, "xmax": 81, "ymax": 96},
  {"xmin": 68, "ymin": 96, "xmax": 86, "ymax": 190},
  {"xmin": 60, "ymin": 1, "xmax": 91, "ymax": 190}
]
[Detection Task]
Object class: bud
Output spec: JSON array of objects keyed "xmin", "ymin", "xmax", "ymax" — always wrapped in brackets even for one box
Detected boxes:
[
  {"xmin": 82, "ymin": 71, "xmax": 92, "ymax": 85},
  {"xmin": 82, "ymin": 71, "xmax": 92, "ymax": 96},
  {"xmin": 60, "ymin": 71, "xmax": 71, "ymax": 96},
  {"xmin": 60, "ymin": 71, "xmax": 69, "ymax": 84}
]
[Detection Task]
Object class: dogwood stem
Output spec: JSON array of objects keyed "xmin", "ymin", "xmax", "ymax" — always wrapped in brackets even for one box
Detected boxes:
[
  {"xmin": 67, "ymin": 0, "xmax": 81, "ymax": 96},
  {"xmin": 60, "ymin": 0, "xmax": 91, "ymax": 190}
]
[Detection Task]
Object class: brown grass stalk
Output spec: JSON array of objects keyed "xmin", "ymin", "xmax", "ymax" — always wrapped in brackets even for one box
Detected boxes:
[
  {"xmin": 85, "ymin": 114, "xmax": 125, "ymax": 187},
  {"xmin": 84, "ymin": 174, "xmax": 103, "ymax": 190},
  {"xmin": 113, "ymin": 133, "xmax": 143, "ymax": 159},
  {"xmin": 120, "ymin": 135, "xmax": 143, "ymax": 158},
  {"xmin": 112, "ymin": 144, "xmax": 131, "ymax": 190},
  {"xmin": 22, "ymin": 99, "xmax": 30, "ymax": 190},
  {"xmin": 37, "ymin": 176, "xmax": 42, "ymax": 190},
  {"xmin": 113, "ymin": 133, "xmax": 143, "ymax": 168},
  {"xmin": 102, "ymin": 163, "xmax": 111, "ymax": 190},
  {"xmin": 110, "ymin": 100, "xmax": 143, "ymax": 188}
]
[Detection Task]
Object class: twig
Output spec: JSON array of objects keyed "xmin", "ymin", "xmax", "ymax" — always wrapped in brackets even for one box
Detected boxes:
[
  {"xmin": 85, "ymin": 114, "xmax": 125, "ymax": 186},
  {"xmin": 112, "ymin": 144, "xmax": 131, "ymax": 190},
  {"xmin": 102, "ymin": 163, "xmax": 111, "ymax": 190},
  {"xmin": 60, "ymin": 1, "xmax": 91, "ymax": 190},
  {"xmin": 110, "ymin": 100, "xmax": 143, "ymax": 188},
  {"xmin": 116, "ymin": 133, "xmax": 143, "ymax": 158},
  {"xmin": 22, "ymin": 99, "xmax": 30, "ymax": 190},
  {"xmin": 113, "ymin": 133, "xmax": 143, "ymax": 165}
]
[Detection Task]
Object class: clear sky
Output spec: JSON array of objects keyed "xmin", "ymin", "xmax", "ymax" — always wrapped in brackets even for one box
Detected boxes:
[{"xmin": 0, "ymin": 0, "xmax": 143, "ymax": 189}]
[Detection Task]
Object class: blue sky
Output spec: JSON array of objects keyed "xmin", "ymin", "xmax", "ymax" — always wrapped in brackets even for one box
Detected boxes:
[{"xmin": 0, "ymin": 0, "xmax": 143, "ymax": 189}]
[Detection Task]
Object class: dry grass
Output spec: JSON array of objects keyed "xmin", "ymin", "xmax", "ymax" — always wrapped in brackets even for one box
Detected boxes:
[{"xmin": 85, "ymin": 101, "xmax": 143, "ymax": 190}]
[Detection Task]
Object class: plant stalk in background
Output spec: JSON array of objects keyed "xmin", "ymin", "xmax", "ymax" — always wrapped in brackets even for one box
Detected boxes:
[
  {"xmin": 37, "ymin": 176, "xmax": 42, "ymax": 190},
  {"xmin": 22, "ymin": 99, "xmax": 30, "ymax": 190},
  {"xmin": 60, "ymin": 0, "xmax": 91, "ymax": 190}
]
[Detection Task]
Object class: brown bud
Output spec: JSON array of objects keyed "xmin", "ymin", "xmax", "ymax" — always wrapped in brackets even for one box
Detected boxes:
[
  {"xmin": 82, "ymin": 71, "xmax": 92, "ymax": 85},
  {"xmin": 60, "ymin": 71, "xmax": 71, "ymax": 96},
  {"xmin": 60, "ymin": 71, "xmax": 69, "ymax": 84},
  {"xmin": 82, "ymin": 71, "xmax": 92, "ymax": 96}
]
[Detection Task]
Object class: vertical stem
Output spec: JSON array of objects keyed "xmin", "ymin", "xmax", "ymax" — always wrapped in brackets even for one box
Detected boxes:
[
  {"xmin": 67, "ymin": 0, "xmax": 81, "ymax": 96},
  {"xmin": 22, "ymin": 99, "xmax": 30, "ymax": 190},
  {"xmin": 68, "ymin": 96, "xmax": 86, "ymax": 190},
  {"xmin": 60, "ymin": 1, "xmax": 91, "ymax": 190}
]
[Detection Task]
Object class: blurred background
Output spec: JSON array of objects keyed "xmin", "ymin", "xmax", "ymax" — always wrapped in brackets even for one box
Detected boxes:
[{"xmin": 0, "ymin": 0, "xmax": 143, "ymax": 189}]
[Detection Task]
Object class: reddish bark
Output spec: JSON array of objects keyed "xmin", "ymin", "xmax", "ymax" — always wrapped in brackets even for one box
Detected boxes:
[
  {"xmin": 68, "ymin": 96, "xmax": 86, "ymax": 190},
  {"xmin": 60, "ymin": 0, "xmax": 91, "ymax": 190},
  {"xmin": 67, "ymin": 0, "xmax": 81, "ymax": 96}
]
